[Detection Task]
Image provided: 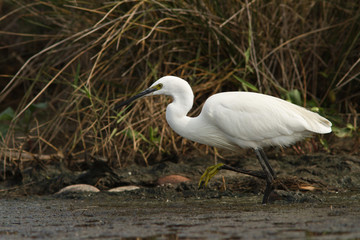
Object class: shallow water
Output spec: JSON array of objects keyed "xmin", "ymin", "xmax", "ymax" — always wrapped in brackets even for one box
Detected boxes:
[{"xmin": 1, "ymin": 192, "xmax": 360, "ymax": 239}]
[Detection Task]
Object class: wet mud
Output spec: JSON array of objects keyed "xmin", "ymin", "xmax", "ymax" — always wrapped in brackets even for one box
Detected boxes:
[
  {"xmin": 1, "ymin": 153, "xmax": 360, "ymax": 239},
  {"xmin": 1, "ymin": 192, "xmax": 360, "ymax": 239}
]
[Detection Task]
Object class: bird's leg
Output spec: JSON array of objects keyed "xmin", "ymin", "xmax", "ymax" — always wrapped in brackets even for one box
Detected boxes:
[
  {"xmin": 254, "ymin": 148, "xmax": 275, "ymax": 204},
  {"xmin": 258, "ymin": 148, "xmax": 276, "ymax": 179},
  {"xmin": 198, "ymin": 163, "xmax": 224, "ymax": 188},
  {"xmin": 219, "ymin": 165, "xmax": 267, "ymax": 179},
  {"xmin": 254, "ymin": 148, "xmax": 275, "ymax": 184},
  {"xmin": 262, "ymin": 181, "xmax": 274, "ymax": 204},
  {"xmin": 198, "ymin": 163, "xmax": 267, "ymax": 188}
]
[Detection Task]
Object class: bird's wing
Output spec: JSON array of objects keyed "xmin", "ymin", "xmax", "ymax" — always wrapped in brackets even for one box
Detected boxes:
[{"xmin": 202, "ymin": 92, "xmax": 310, "ymax": 142}]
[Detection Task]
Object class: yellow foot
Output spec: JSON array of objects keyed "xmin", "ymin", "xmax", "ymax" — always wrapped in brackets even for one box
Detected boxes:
[{"xmin": 198, "ymin": 163, "xmax": 224, "ymax": 188}]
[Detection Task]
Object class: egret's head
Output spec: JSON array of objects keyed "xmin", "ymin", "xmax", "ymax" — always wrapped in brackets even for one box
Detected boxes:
[
  {"xmin": 148, "ymin": 76, "xmax": 190, "ymax": 96},
  {"xmin": 116, "ymin": 76, "xmax": 192, "ymax": 108}
]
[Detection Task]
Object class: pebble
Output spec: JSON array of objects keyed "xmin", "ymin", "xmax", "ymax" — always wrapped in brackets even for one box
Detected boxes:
[
  {"xmin": 108, "ymin": 185, "xmax": 140, "ymax": 192},
  {"xmin": 157, "ymin": 175, "xmax": 191, "ymax": 185},
  {"xmin": 55, "ymin": 184, "xmax": 100, "ymax": 194}
]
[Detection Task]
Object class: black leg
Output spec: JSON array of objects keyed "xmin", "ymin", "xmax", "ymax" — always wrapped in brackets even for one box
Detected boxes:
[
  {"xmin": 262, "ymin": 181, "xmax": 274, "ymax": 204},
  {"xmin": 258, "ymin": 148, "xmax": 276, "ymax": 179},
  {"xmin": 254, "ymin": 148, "xmax": 275, "ymax": 204},
  {"xmin": 254, "ymin": 148, "xmax": 274, "ymax": 183},
  {"xmin": 219, "ymin": 164, "xmax": 267, "ymax": 180},
  {"xmin": 200, "ymin": 149, "xmax": 276, "ymax": 204}
]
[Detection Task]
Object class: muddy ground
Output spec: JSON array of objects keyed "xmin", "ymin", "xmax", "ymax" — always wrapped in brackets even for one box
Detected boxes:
[
  {"xmin": 1, "ymin": 192, "xmax": 360, "ymax": 239},
  {"xmin": 1, "ymin": 152, "xmax": 360, "ymax": 239}
]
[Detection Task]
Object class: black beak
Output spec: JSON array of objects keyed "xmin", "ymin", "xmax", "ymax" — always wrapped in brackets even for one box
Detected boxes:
[{"xmin": 114, "ymin": 87, "xmax": 157, "ymax": 110}]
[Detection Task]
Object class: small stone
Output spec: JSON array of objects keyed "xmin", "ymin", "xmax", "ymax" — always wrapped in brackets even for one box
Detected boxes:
[
  {"xmin": 55, "ymin": 184, "xmax": 100, "ymax": 194},
  {"xmin": 108, "ymin": 185, "xmax": 140, "ymax": 192},
  {"xmin": 157, "ymin": 175, "xmax": 191, "ymax": 185}
]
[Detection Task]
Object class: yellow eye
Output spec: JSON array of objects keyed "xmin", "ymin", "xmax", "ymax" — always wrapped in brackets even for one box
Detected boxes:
[{"xmin": 155, "ymin": 83, "xmax": 163, "ymax": 90}]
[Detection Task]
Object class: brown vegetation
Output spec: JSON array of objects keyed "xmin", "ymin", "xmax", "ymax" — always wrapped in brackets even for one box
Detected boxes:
[{"xmin": 0, "ymin": 1, "xmax": 359, "ymax": 178}]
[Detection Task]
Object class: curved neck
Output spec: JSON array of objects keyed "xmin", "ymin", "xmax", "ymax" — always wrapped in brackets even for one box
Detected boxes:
[{"xmin": 165, "ymin": 88, "xmax": 194, "ymax": 136}]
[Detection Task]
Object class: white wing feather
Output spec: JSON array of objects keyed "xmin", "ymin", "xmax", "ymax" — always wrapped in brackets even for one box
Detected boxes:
[{"xmin": 201, "ymin": 92, "xmax": 331, "ymax": 148}]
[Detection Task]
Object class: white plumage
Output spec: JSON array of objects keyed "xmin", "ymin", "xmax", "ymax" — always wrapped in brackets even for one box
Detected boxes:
[
  {"xmin": 119, "ymin": 75, "xmax": 332, "ymax": 203},
  {"xmin": 149, "ymin": 76, "xmax": 331, "ymax": 150}
]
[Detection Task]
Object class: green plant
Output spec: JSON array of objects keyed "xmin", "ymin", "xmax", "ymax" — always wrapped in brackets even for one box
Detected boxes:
[{"xmin": 0, "ymin": 103, "xmax": 47, "ymax": 140}]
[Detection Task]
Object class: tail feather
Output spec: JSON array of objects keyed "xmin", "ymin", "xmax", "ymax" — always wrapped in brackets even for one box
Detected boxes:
[{"xmin": 308, "ymin": 114, "xmax": 332, "ymax": 134}]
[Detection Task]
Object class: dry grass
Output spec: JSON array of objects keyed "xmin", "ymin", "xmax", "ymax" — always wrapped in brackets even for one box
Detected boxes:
[{"xmin": 0, "ymin": 0, "xmax": 359, "ymax": 175}]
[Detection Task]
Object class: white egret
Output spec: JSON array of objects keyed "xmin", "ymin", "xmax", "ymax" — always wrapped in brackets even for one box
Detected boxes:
[{"xmin": 117, "ymin": 76, "xmax": 332, "ymax": 204}]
